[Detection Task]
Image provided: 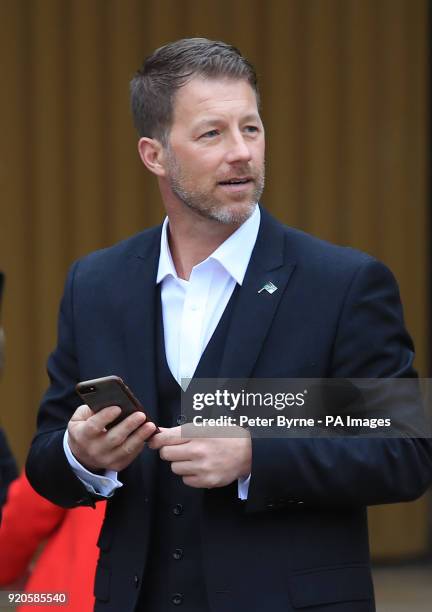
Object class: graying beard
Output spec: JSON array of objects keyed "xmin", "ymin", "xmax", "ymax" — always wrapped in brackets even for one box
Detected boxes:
[{"xmin": 166, "ymin": 148, "xmax": 265, "ymax": 225}]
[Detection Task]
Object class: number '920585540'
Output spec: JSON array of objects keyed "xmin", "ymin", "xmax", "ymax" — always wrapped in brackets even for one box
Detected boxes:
[{"xmin": 1, "ymin": 591, "xmax": 68, "ymax": 606}]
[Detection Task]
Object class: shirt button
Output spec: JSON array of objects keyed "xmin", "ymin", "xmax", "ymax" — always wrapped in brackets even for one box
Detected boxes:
[
  {"xmin": 176, "ymin": 414, "xmax": 187, "ymax": 425},
  {"xmin": 172, "ymin": 593, "xmax": 183, "ymax": 605},
  {"xmin": 172, "ymin": 548, "xmax": 183, "ymax": 560},
  {"xmin": 173, "ymin": 503, "xmax": 183, "ymax": 516},
  {"xmin": 134, "ymin": 575, "xmax": 140, "ymax": 588},
  {"xmin": 190, "ymin": 304, "xmax": 199, "ymax": 311}
]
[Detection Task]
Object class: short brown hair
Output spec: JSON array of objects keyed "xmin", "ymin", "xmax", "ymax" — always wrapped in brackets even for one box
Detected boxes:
[{"xmin": 130, "ymin": 37, "xmax": 259, "ymax": 145}]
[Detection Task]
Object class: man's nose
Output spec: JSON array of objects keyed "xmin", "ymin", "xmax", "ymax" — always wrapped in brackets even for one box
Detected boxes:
[{"xmin": 225, "ymin": 134, "xmax": 252, "ymax": 164}]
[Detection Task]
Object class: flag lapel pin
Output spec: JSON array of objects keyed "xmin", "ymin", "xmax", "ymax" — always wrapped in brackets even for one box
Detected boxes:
[{"xmin": 258, "ymin": 281, "xmax": 278, "ymax": 294}]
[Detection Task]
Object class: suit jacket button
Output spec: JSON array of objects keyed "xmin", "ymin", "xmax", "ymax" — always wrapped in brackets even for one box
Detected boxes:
[
  {"xmin": 134, "ymin": 575, "xmax": 140, "ymax": 588},
  {"xmin": 172, "ymin": 548, "xmax": 183, "ymax": 560},
  {"xmin": 172, "ymin": 593, "xmax": 183, "ymax": 605},
  {"xmin": 173, "ymin": 503, "xmax": 183, "ymax": 516}
]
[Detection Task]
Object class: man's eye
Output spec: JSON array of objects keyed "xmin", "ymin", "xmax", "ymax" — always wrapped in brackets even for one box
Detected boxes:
[
  {"xmin": 201, "ymin": 129, "xmax": 219, "ymax": 138},
  {"xmin": 244, "ymin": 126, "xmax": 259, "ymax": 134}
]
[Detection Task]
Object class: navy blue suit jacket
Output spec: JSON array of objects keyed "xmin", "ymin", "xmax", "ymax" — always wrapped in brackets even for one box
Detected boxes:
[{"xmin": 26, "ymin": 208, "xmax": 432, "ymax": 611}]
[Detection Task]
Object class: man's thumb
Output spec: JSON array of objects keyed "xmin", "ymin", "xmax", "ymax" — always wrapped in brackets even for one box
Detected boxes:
[{"xmin": 70, "ymin": 403, "xmax": 94, "ymax": 422}]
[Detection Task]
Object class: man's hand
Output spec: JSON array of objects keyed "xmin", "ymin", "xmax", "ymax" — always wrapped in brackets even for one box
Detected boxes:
[
  {"xmin": 68, "ymin": 404, "xmax": 157, "ymax": 472},
  {"xmin": 148, "ymin": 425, "xmax": 252, "ymax": 489}
]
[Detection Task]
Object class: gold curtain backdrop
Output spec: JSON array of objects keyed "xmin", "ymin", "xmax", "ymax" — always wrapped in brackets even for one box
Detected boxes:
[{"xmin": 0, "ymin": 0, "xmax": 429, "ymax": 560}]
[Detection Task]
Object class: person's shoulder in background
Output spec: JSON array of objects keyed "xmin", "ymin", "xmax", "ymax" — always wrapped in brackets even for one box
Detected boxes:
[
  {"xmin": 0, "ymin": 470, "xmax": 105, "ymax": 612},
  {"xmin": 0, "ymin": 427, "xmax": 18, "ymax": 518}
]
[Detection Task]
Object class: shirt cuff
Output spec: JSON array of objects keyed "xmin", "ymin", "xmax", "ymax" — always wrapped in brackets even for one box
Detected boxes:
[
  {"xmin": 63, "ymin": 430, "xmax": 123, "ymax": 498},
  {"xmin": 238, "ymin": 474, "xmax": 251, "ymax": 500}
]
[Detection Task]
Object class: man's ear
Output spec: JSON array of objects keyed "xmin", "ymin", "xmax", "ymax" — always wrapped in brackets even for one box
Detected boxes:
[{"xmin": 138, "ymin": 137, "xmax": 167, "ymax": 177}]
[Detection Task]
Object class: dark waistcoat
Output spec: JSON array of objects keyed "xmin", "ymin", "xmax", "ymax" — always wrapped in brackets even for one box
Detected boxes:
[{"xmin": 136, "ymin": 285, "xmax": 239, "ymax": 612}]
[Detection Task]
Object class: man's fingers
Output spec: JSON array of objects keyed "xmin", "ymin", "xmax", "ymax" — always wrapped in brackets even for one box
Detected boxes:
[
  {"xmin": 70, "ymin": 404, "xmax": 123, "ymax": 432},
  {"xmin": 171, "ymin": 460, "xmax": 196, "ymax": 477},
  {"xmin": 70, "ymin": 403, "xmax": 98, "ymax": 422},
  {"xmin": 159, "ymin": 443, "xmax": 194, "ymax": 462},
  {"xmin": 67, "ymin": 401, "xmax": 158, "ymax": 471},
  {"xmin": 181, "ymin": 476, "xmax": 203, "ymax": 488},
  {"xmin": 148, "ymin": 425, "xmax": 190, "ymax": 450},
  {"xmin": 71, "ymin": 405, "xmax": 148, "ymax": 444},
  {"xmin": 125, "ymin": 421, "xmax": 157, "ymax": 450},
  {"xmin": 107, "ymin": 421, "xmax": 157, "ymax": 470},
  {"xmin": 105, "ymin": 411, "xmax": 148, "ymax": 447}
]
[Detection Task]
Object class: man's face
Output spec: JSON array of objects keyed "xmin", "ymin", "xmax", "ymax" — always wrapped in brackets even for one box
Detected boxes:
[{"xmin": 163, "ymin": 77, "xmax": 265, "ymax": 225}]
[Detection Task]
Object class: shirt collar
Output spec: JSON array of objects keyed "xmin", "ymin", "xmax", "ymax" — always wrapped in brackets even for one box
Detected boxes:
[
  {"xmin": 156, "ymin": 217, "xmax": 178, "ymax": 284},
  {"xmin": 156, "ymin": 205, "xmax": 261, "ymax": 286}
]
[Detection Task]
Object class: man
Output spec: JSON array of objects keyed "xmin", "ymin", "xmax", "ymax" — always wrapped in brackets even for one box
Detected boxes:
[{"xmin": 26, "ymin": 38, "xmax": 432, "ymax": 612}]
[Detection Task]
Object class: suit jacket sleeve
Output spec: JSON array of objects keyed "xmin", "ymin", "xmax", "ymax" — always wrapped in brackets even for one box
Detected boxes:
[
  {"xmin": 26, "ymin": 262, "xmax": 98, "ymax": 508},
  {"xmin": 246, "ymin": 259, "xmax": 432, "ymax": 512}
]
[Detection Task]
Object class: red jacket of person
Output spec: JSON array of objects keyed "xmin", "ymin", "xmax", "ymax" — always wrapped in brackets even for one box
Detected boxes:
[{"xmin": 0, "ymin": 472, "xmax": 105, "ymax": 611}]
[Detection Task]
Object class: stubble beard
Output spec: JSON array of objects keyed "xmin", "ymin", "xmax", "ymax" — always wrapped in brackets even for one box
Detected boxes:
[{"xmin": 165, "ymin": 149, "xmax": 265, "ymax": 226}]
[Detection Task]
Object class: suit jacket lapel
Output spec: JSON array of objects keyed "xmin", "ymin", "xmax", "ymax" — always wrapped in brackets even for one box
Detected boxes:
[
  {"xmin": 119, "ymin": 227, "xmax": 162, "ymax": 488},
  {"xmin": 121, "ymin": 227, "xmax": 161, "ymax": 425},
  {"xmin": 219, "ymin": 207, "xmax": 296, "ymax": 379}
]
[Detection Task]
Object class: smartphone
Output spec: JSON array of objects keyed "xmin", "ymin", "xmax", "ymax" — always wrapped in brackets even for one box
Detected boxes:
[{"xmin": 76, "ymin": 375, "xmax": 159, "ymax": 432}]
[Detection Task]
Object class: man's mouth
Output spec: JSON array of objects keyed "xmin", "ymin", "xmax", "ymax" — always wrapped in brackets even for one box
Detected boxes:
[{"xmin": 218, "ymin": 177, "xmax": 253, "ymax": 186}]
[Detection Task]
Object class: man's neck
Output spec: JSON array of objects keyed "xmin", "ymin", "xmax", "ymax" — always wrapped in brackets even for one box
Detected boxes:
[{"xmin": 166, "ymin": 209, "xmax": 241, "ymax": 281}]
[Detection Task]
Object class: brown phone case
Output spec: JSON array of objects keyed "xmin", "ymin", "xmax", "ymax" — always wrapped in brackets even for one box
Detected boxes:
[{"xmin": 75, "ymin": 375, "xmax": 159, "ymax": 431}]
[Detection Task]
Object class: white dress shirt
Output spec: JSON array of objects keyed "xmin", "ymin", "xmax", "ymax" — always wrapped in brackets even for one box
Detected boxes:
[{"xmin": 64, "ymin": 205, "xmax": 260, "ymax": 498}]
